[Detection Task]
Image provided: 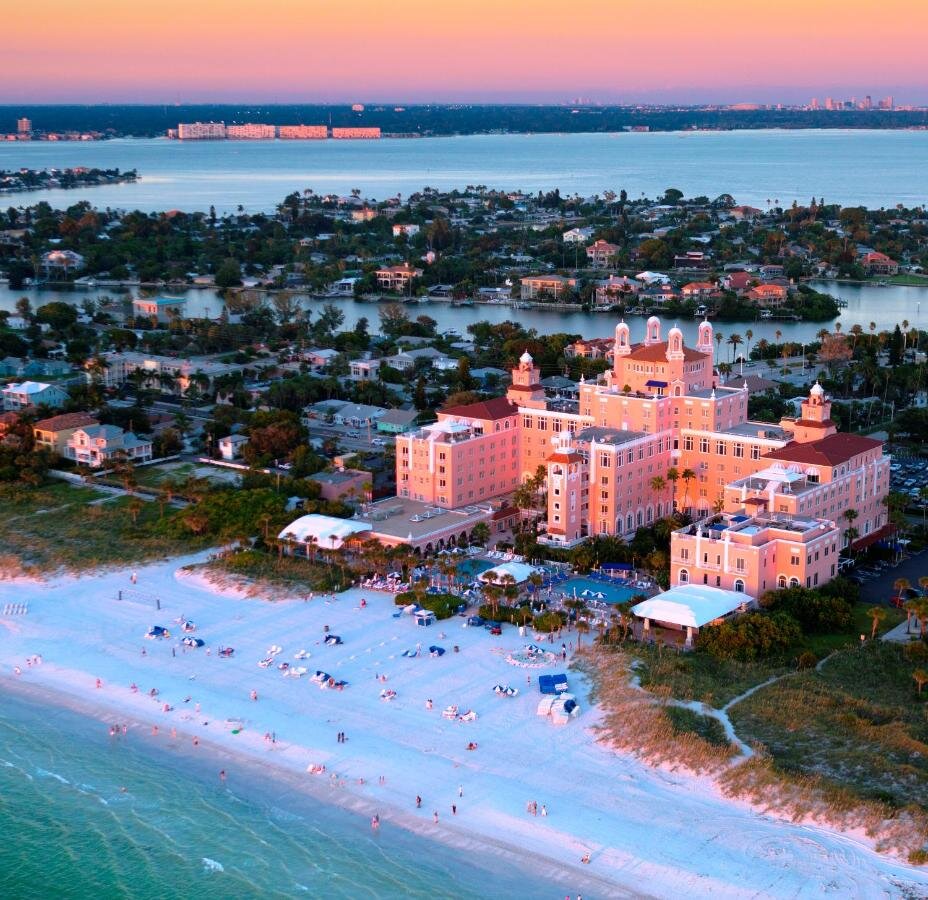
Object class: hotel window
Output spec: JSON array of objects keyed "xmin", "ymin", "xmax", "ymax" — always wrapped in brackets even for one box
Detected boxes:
[
  {"xmin": 601, "ymin": 504, "xmax": 608, "ymax": 515},
  {"xmin": 735, "ymin": 558, "xmax": 745, "ymax": 572},
  {"xmin": 683, "ymin": 436, "xmax": 694, "ymax": 451},
  {"xmin": 599, "ymin": 453, "xmax": 611, "ymax": 467},
  {"xmin": 733, "ymin": 444, "xmax": 744, "ymax": 458},
  {"xmin": 538, "ymin": 420, "xmax": 547, "ymax": 431},
  {"xmin": 523, "ymin": 416, "xmax": 534, "ymax": 428},
  {"xmin": 750, "ymin": 445, "xmax": 760, "ymax": 460},
  {"xmin": 600, "ymin": 490, "xmax": 609, "ymax": 500},
  {"xmin": 716, "ymin": 442, "xmax": 726, "ymax": 455},
  {"xmin": 699, "ymin": 438, "xmax": 709, "ymax": 453},
  {"xmin": 553, "ymin": 421, "xmax": 562, "ymax": 432},
  {"xmin": 790, "ymin": 553, "xmax": 800, "ymax": 566}
]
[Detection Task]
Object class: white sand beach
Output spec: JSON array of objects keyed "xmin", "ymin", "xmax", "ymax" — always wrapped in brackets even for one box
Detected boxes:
[{"xmin": 2, "ymin": 552, "xmax": 927, "ymax": 899}]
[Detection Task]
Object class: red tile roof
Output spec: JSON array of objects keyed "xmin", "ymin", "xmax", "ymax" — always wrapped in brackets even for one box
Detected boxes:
[
  {"xmin": 33, "ymin": 412, "xmax": 98, "ymax": 432},
  {"xmin": 439, "ymin": 396, "xmax": 518, "ymax": 421},
  {"xmin": 762, "ymin": 432, "xmax": 882, "ymax": 467},
  {"xmin": 626, "ymin": 342, "xmax": 706, "ymax": 363}
]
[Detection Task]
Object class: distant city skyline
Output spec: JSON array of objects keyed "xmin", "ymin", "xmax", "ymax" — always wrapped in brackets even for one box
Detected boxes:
[{"xmin": 3, "ymin": 0, "xmax": 927, "ymax": 105}]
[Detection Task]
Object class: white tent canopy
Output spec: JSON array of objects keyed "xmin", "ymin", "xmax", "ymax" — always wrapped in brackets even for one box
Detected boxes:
[
  {"xmin": 278, "ymin": 515, "xmax": 371, "ymax": 549},
  {"xmin": 479, "ymin": 562, "xmax": 541, "ymax": 584},
  {"xmin": 631, "ymin": 584, "xmax": 750, "ymax": 629}
]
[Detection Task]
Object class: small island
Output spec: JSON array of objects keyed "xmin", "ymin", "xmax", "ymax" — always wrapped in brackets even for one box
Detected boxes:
[{"xmin": 0, "ymin": 167, "xmax": 138, "ymax": 196}]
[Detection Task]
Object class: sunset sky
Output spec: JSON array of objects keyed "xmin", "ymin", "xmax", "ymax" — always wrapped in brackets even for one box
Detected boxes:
[{"xmin": 4, "ymin": 0, "xmax": 927, "ymax": 104}]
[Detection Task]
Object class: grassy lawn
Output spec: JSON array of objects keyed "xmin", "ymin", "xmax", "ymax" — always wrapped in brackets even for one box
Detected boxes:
[
  {"xmin": 729, "ymin": 640, "xmax": 928, "ymax": 810},
  {"xmin": 1, "ymin": 484, "xmax": 210, "ymax": 573},
  {"xmin": 634, "ymin": 602, "xmax": 904, "ymax": 709}
]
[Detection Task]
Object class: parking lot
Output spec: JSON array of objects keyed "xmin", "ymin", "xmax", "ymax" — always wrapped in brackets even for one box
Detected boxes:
[{"xmin": 891, "ymin": 450, "xmax": 928, "ymax": 506}]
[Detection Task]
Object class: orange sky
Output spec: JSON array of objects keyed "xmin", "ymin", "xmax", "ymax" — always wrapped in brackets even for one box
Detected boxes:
[{"xmin": 4, "ymin": 0, "xmax": 927, "ymax": 102}]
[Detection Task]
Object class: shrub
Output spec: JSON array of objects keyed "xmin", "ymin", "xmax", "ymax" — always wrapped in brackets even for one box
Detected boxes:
[
  {"xmin": 478, "ymin": 603, "xmax": 532, "ymax": 625},
  {"xmin": 760, "ymin": 586, "xmax": 852, "ymax": 633},
  {"xmin": 696, "ymin": 611, "xmax": 802, "ymax": 662},
  {"xmin": 533, "ymin": 610, "xmax": 567, "ymax": 632},
  {"xmin": 664, "ymin": 706, "xmax": 731, "ymax": 747},
  {"xmin": 393, "ymin": 589, "xmax": 458, "ymax": 619}
]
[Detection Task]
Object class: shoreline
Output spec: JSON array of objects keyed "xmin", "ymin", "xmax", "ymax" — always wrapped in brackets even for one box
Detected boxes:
[
  {"xmin": 4, "ymin": 556, "xmax": 928, "ymax": 898},
  {"xmin": 2, "ymin": 675, "xmax": 634, "ymax": 900}
]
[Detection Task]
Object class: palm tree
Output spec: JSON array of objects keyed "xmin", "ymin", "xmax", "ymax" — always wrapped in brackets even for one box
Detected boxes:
[
  {"xmin": 744, "ymin": 328, "xmax": 753, "ymax": 359},
  {"xmin": 727, "ymin": 333, "xmax": 743, "ymax": 364},
  {"xmin": 914, "ymin": 669, "xmax": 928, "ymax": 696},
  {"xmin": 904, "ymin": 598, "xmax": 920, "ymax": 635},
  {"xmin": 650, "ymin": 475, "xmax": 667, "ymax": 514},
  {"xmin": 843, "ymin": 509, "xmax": 859, "ymax": 551},
  {"xmin": 666, "ymin": 467, "xmax": 680, "ymax": 511},
  {"xmin": 127, "ymin": 496, "xmax": 143, "ymax": 525},
  {"xmin": 866, "ymin": 605, "xmax": 887, "ymax": 640},
  {"xmin": 680, "ymin": 468, "xmax": 696, "ymax": 512},
  {"xmin": 714, "ymin": 330, "xmax": 724, "ymax": 364},
  {"xmin": 893, "ymin": 576, "xmax": 911, "ymax": 600}
]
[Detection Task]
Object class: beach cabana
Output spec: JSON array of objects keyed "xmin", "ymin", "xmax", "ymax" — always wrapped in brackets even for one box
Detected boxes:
[
  {"xmin": 538, "ymin": 673, "xmax": 569, "ymax": 695},
  {"xmin": 631, "ymin": 584, "xmax": 753, "ymax": 648},
  {"xmin": 415, "ymin": 610, "xmax": 436, "ymax": 627}
]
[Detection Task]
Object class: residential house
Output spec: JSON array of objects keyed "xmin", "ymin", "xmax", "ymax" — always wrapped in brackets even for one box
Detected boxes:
[
  {"xmin": 385, "ymin": 347, "xmax": 447, "ymax": 372},
  {"xmin": 722, "ymin": 271, "xmax": 755, "ymax": 293},
  {"xmin": 673, "ymin": 251, "xmax": 711, "ymax": 270},
  {"xmin": 0, "ymin": 410, "xmax": 20, "ymax": 436},
  {"xmin": 2, "ymin": 381, "xmax": 68, "ymax": 411},
  {"xmin": 305, "ymin": 348, "xmax": 340, "ymax": 370},
  {"xmin": 132, "ymin": 296, "xmax": 187, "ymax": 323},
  {"xmin": 564, "ymin": 337, "xmax": 614, "ymax": 360},
  {"xmin": 520, "ymin": 275, "xmax": 577, "ymax": 300},
  {"xmin": 349, "ymin": 357, "xmax": 383, "ymax": 380},
  {"xmin": 351, "ymin": 208, "xmax": 378, "ymax": 223},
  {"xmin": 594, "ymin": 275, "xmax": 639, "ymax": 308},
  {"xmin": 862, "ymin": 252, "xmax": 899, "ymax": 275},
  {"xmin": 42, "ymin": 249, "xmax": 84, "ymax": 276},
  {"xmin": 218, "ymin": 433, "xmax": 249, "ymax": 460},
  {"xmin": 310, "ymin": 468, "xmax": 371, "ymax": 502},
  {"xmin": 376, "ymin": 263, "xmax": 423, "ymax": 292},
  {"xmin": 33, "ymin": 411, "xmax": 99, "ymax": 456},
  {"xmin": 585, "ymin": 240, "xmax": 620, "ymax": 269},
  {"xmin": 562, "ymin": 226, "xmax": 594, "ymax": 244},
  {"xmin": 66, "ymin": 424, "xmax": 153, "ymax": 467},
  {"xmin": 392, "ymin": 223, "xmax": 420, "ymax": 238},
  {"xmin": 376, "ymin": 408, "xmax": 420, "ymax": 434},
  {"xmin": 747, "ymin": 284, "xmax": 789, "ymax": 308},
  {"xmin": 680, "ymin": 282, "xmax": 716, "ymax": 301},
  {"xmin": 332, "ymin": 404, "xmax": 388, "ymax": 428}
]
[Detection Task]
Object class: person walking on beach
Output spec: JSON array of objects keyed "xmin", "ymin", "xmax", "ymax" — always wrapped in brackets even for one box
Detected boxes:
[
  {"xmin": 458, "ymin": 784, "xmax": 463, "ymax": 798},
  {"xmin": 541, "ymin": 805, "xmax": 547, "ymax": 817},
  {"xmin": 250, "ymin": 689, "xmax": 258, "ymax": 701},
  {"xmin": 433, "ymin": 811, "xmax": 438, "ymax": 824},
  {"xmin": 219, "ymin": 770, "xmax": 226, "ymax": 784},
  {"xmin": 416, "ymin": 795, "xmax": 421, "ymax": 808},
  {"xmin": 131, "ymin": 572, "xmax": 137, "ymax": 584},
  {"xmin": 451, "ymin": 804, "xmax": 457, "ymax": 816}
]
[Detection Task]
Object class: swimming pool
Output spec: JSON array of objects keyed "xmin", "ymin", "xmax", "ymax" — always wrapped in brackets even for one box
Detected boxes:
[
  {"xmin": 455, "ymin": 558, "xmax": 496, "ymax": 580},
  {"xmin": 555, "ymin": 577, "xmax": 641, "ymax": 604}
]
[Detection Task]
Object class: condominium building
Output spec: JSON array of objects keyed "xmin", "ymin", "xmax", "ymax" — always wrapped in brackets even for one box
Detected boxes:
[
  {"xmin": 177, "ymin": 122, "xmax": 227, "ymax": 140},
  {"xmin": 226, "ymin": 123, "xmax": 277, "ymax": 140},
  {"xmin": 17, "ymin": 118, "xmax": 31, "ymax": 134},
  {"xmin": 393, "ymin": 316, "xmax": 890, "ymax": 597},
  {"xmin": 278, "ymin": 125, "xmax": 327, "ymax": 139},
  {"xmin": 331, "ymin": 127, "xmax": 381, "ymax": 139}
]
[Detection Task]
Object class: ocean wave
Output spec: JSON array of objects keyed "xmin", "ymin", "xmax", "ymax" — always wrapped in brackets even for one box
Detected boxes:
[
  {"xmin": 35, "ymin": 767, "xmax": 69, "ymax": 785},
  {"xmin": 202, "ymin": 857, "xmax": 224, "ymax": 873}
]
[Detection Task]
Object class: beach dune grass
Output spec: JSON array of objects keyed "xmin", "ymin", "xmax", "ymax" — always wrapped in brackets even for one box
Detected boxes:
[
  {"xmin": 0, "ymin": 485, "xmax": 210, "ymax": 574},
  {"xmin": 729, "ymin": 641, "xmax": 928, "ymax": 812}
]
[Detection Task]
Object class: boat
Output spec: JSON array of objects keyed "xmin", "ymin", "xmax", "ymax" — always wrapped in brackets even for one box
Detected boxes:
[{"xmin": 759, "ymin": 309, "xmax": 773, "ymax": 319}]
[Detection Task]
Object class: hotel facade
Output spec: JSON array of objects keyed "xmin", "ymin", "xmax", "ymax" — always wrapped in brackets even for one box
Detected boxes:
[{"xmin": 395, "ymin": 317, "xmax": 890, "ymax": 597}]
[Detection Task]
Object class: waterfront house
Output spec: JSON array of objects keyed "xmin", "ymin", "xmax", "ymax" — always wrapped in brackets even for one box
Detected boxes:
[
  {"xmin": 520, "ymin": 275, "xmax": 577, "ymax": 301},
  {"xmin": 42, "ymin": 249, "xmax": 84, "ymax": 276},
  {"xmin": 33, "ymin": 411, "xmax": 99, "ymax": 457},
  {"xmin": 747, "ymin": 284, "xmax": 788, "ymax": 308},
  {"xmin": 1, "ymin": 381, "xmax": 68, "ymax": 411},
  {"xmin": 680, "ymin": 281, "xmax": 716, "ymax": 300},
  {"xmin": 132, "ymin": 296, "xmax": 187, "ymax": 323},
  {"xmin": 585, "ymin": 239, "xmax": 620, "ymax": 269},
  {"xmin": 862, "ymin": 251, "xmax": 899, "ymax": 275},
  {"xmin": 66, "ymin": 424, "xmax": 153, "ymax": 467},
  {"xmin": 376, "ymin": 263, "xmax": 423, "ymax": 292}
]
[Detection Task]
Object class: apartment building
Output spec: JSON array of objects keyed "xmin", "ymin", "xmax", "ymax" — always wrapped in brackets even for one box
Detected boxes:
[
  {"xmin": 177, "ymin": 122, "xmax": 227, "ymax": 140},
  {"xmin": 226, "ymin": 123, "xmax": 277, "ymax": 139},
  {"xmin": 331, "ymin": 127, "xmax": 381, "ymax": 139},
  {"xmin": 520, "ymin": 275, "xmax": 577, "ymax": 300},
  {"xmin": 278, "ymin": 125, "xmax": 327, "ymax": 139}
]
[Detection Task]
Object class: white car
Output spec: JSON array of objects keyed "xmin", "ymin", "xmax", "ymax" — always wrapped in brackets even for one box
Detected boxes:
[{"xmin": 372, "ymin": 438, "xmax": 386, "ymax": 446}]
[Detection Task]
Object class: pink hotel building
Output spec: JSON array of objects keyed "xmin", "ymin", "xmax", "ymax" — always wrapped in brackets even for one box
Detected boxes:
[{"xmin": 395, "ymin": 317, "xmax": 890, "ymax": 599}]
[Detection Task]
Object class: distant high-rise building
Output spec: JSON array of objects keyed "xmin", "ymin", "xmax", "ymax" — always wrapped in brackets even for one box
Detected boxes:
[
  {"xmin": 226, "ymin": 123, "xmax": 276, "ymax": 140},
  {"xmin": 16, "ymin": 117, "xmax": 31, "ymax": 134},
  {"xmin": 879, "ymin": 96, "xmax": 894, "ymax": 110},
  {"xmin": 331, "ymin": 127, "xmax": 381, "ymax": 139},
  {"xmin": 862, "ymin": 95, "xmax": 872, "ymax": 110},
  {"xmin": 810, "ymin": 97, "xmax": 819, "ymax": 109},
  {"xmin": 351, "ymin": 103, "xmax": 365, "ymax": 112},
  {"xmin": 278, "ymin": 124, "xmax": 327, "ymax": 139},
  {"xmin": 824, "ymin": 97, "xmax": 835, "ymax": 110},
  {"xmin": 177, "ymin": 122, "xmax": 227, "ymax": 140}
]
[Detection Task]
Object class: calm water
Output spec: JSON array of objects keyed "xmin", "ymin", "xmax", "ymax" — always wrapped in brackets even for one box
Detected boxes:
[
  {"xmin": 1, "ymin": 130, "xmax": 927, "ymax": 214},
  {"xmin": 1, "ymin": 280, "xmax": 926, "ymax": 348},
  {"xmin": 0, "ymin": 689, "xmax": 555, "ymax": 900}
]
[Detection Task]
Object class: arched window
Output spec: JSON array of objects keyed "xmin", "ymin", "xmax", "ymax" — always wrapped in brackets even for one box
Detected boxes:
[
  {"xmin": 646, "ymin": 506, "xmax": 653, "ymax": 523},
  {"xmin": 734, "ymin": 579, "xmax": 745, "ymax": 593},
  {"xmin": 678, "ymin": 568, "xmax": 689, "ymax": 584},
  {"xmin": 626, "ymin": 513, "xmax": 634, "ymax": 533},
  {"xmin": 789, "ymin": 577, "xmax": 800, "ymax": 588},
  {"xmin": 636, "ymin": 510, "xmax": 643, "ymax": 526},
  {"xmin": 777, "ymin": 575, "xmax": 787, "ymax": 588}
]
